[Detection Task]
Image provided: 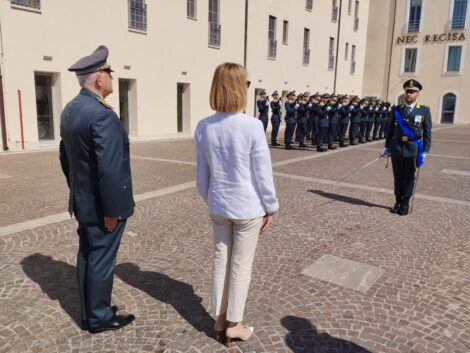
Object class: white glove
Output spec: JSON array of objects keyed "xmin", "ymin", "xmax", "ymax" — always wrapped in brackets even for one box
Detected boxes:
[
  {"xmin": 308, "ymin": 104, "xmax": 312, "ymax": 108},
  {"xmin": 337, "ymin": 104, "xmax": 342, "ymax": 109},
  {"xmin": 326, "ymin": 106, "xmax": 332, "ymax": 111},
  {"xmin": 349, "ymin": 105, "xmax": 354, "ymax": 111},
  {"xmin": 422, "ymin": 153, "xmax": 427, "ymax": 159},
  {"xmin": 295, "ymin": 103, "xmax": 300, "ymax": 109},
  {"xmin": 265, "ymin": 101, "xmax": 269, "ymax": 106},
  {"xmin": 382, "ymin": 147, "xmax": 390, "ymax": 156},
  {"xmin": 375, "ymin": 107, "xmax": 379, "ymax": 111}
]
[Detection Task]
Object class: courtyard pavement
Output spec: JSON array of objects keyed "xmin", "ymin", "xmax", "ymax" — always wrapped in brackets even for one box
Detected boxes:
[{"xmin": 0, "ymin": 125, "xmax": 469, "ymax": 353}]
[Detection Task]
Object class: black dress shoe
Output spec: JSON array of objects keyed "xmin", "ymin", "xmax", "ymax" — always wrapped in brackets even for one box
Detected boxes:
[
  {"xmin": 339, "ymin": 142, "xmax": 348, "ymax": 148},
  {"xmin": 285, "ymin": 145, "xmax": 295, "ymax": 150},
  {"xmin": 317, "ymin": 147, "xmax": 327, "ymax": 152},
  {"xmin": 81, "ymin": 306, "xmax": 118, "ymax": 330},
  {"xmin": 398, "ymin": 204, "xmax": 409, "ymax": 216},
  {"xmin": 88, "ymin": 314, "xmax": 135, "ymax": 334},
  {"xmin": 271, "ymin": 142, "xmax": 281, "ymax": 146},
  {"xmin": 299, "ymin": 143, "xmax": 307, "ymax": 148},
  {"xmin": 390, "ymin": 203, "xmax": 401, "ymax": 214},
  {"xmin": 328, "ymin": 145, "xmax": 337, "ymax": 150}
]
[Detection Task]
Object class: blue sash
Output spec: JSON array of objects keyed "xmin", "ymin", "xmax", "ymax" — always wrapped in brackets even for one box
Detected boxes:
[{"xmin": 393, "ymin": 107, "xmax": 424, "ymax": 168}]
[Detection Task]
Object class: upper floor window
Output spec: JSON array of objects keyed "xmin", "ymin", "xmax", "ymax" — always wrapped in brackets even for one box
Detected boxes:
[
  {"xmin": 187, "ymin": 0, "xmax": 197, "ymax": 19},
  {"xmin": 129, "ymin": 0, "xmax": 147, "ymax": 32},
  {"xmin": 208, "ymin": 0, "xmax": 221, "ymax": 47},
  {"xmin": 282, "ymin": 20, "xmax": 289, "ymax": 44},
  {"xmin": 11, "ymin": 0, "xmax": 40, "ymax": 9},
  {"xmin": 345, "ymin": 42, "xmax": 349, "ymax": 60},
  {"xmin": 348, "ymin": 0, "xmax": 353, "ymax": 14},
  {"xmin": 268, "ymin": 16, "xmax": 277, "ymax": 59},
  {"xmin": 303, "ymin": 28, "xmax": 310, "ymax": 65},
  {"xmin": 407, "ymin": 0, "xmax": 422, "ymax": 32},
  {"xmin": 403, "ymin": 47, "xmax": 418, "ymax": 73},
  {"xmin": 329, "ymin": 37, "xmax": 335, "ymax": 70},
  {"xmin": 306, "ymin": 0, "xmax": 313, "ymax": 11},
  {"xmin": 332, "ymin": 0, "xmax": 338, "ymax": 22},
  {"xmin": 351, "ymin": 45, "xmax": 356, "ymax": 74},
  {"xmin": 354, "ymin": 1, "xmax": 359, "ymax": 30},
  {"xmin": 447, "ymin": 45, "xmax": 463, "ymax": 72},
  {"xmin": 452, "ymin": 0, "xmax": 468, "ymax": 29}
]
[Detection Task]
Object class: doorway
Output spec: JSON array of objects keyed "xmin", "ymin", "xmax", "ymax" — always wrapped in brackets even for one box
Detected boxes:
[
  {"xmin": 177, "ymin": 83, "xmax": 190, "ymax": 133},
  {"xmin": 441, "ymin": 93, "xmax": 456, "ymax": 124},
  {"xmin": 35, "ymin": 74, "xmax": 55, "ymax": 140}
]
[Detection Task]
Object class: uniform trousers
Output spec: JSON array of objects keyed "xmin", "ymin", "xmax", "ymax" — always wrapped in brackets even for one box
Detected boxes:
[
  {"xmin": 259, "ymin": 116, "xmax": 268, "ymax": 132},
  {"xmin": 284, "ymin": 119, "xmax": 296, "ymax": 146},
  {"xmin": 271, "ymin": 116, "xmax": 280, "ymax": 144},
  {"xmin": 77, "ymin": 220, "xmax": 126, "ymax": 327},
  {"xmin": 338, "ymin": 123, "xmax": 349, "ymax": 143},
  {"xmin": 210, "ymin": 214, "xmax": 263, "ymax": 322},
  {"xmin": 391, "ymin": 155, "xmax": 417, "ymax": 198},
  {"xmin": 349, "ymin": 122, "xmax": 360, "ymax": 141}
]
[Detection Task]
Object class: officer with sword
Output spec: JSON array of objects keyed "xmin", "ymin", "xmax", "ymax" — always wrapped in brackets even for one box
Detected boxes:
[{"xmin": 383, "ymin": 79, "xmax": 432, "ymax": 216}]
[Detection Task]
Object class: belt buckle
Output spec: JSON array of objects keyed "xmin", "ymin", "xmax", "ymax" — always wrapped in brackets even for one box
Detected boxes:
[{"xmin": 402, "ymin": 136, "xmax": 409, "ymax": 142}]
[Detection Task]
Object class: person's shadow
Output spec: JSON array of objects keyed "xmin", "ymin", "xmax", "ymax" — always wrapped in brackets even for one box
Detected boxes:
[
  {"xmin": 115, "ymin": 263, "xmax": 214, "ymax": 337},
  {"xmin": 282, "ymin": 316, "xmax": 372, "ymax": 353},
  {"xmin": 21, "ymin": 253, "xmax": 81, "ymax": 328},
  {"xmin": 308, "ymin": 190, "xmax": 390, "ymax": 210}
]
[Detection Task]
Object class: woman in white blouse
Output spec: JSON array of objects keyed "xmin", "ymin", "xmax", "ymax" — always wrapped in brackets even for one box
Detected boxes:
[{"xmin": 195, "ymin": 63, "xmax": 279, "ymax": 343}]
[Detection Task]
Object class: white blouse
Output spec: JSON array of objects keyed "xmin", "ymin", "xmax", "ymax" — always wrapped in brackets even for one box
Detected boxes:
[{"xmin": 195, "ymin": 112, "xmax": 279, "ymax": 220}]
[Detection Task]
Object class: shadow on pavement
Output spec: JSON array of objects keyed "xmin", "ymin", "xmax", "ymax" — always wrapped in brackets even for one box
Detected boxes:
[
  {"xmin": 115, "ymin": 262, "xmax": 214, "ymax": 337},
  {"xmin": 282, "ymin": 315, "xmax": 372, "ymax": 353},
  {"xmin": 21, "ymin": 253, "xmax": 81, "ymax": 327},
  {"xmin": 308, "ymin": 189, "xmax": 390, "ymax": 210}
]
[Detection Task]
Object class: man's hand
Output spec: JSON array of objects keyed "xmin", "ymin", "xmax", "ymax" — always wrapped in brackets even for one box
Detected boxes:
[
  {"xmin": 260, "ymin": 213, "xmax": 274, "ymax": 235},
  {"xmin": 104, "ymin": 217, "xmax": 119, "ymax": 232}
]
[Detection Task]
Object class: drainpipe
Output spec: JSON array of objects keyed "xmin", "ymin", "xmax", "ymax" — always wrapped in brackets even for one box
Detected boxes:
[
  {"xmin": 243, "ymin": 0, "xmax": 248, "ymax": 68},
  {"xmin": 385, "ymin": 0, "xmax": 398, "ymax": 101},
  {"xmin": 0, "ymin": 14, "xmax": 8, "ymax": 150},
  {"xmin": 333, "ymin": 0, "xmax": 343, "ymax": 93}
]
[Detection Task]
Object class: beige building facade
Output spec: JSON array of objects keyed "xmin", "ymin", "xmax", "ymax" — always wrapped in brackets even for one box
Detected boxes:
[
  {"xmin": 363, "ymin": 0, "xmax": 470, "ymax": 125},
  {"xmin": 0, "ymin": 0, "xmax": 370, "ymax": 151}
]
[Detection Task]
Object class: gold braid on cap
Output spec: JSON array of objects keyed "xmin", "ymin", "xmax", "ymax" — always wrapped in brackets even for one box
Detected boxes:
[{"xmin": 96, "ymin": 64, "xmax": 111, "ymax": 71}]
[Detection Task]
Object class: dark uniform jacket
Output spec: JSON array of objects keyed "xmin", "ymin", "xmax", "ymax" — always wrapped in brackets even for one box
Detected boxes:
[
  {"xmin": 270, "ymin": 100, "xmax": 282, "ymax": 118},
  {"xmin": 338, "ymin": 104, "xmax": 350, "ymax": 125},
  {"xmin": 315, "ymin": 104, "xmax": 329, "ymax": 128},
  {"xmin": 59, "ymin": 88, "xmax": 135, "ymax": 224},
  {"xmin": 326, "ymin": 103, "xmax": 339, "ymax": 124},
  {"xmin": 350, "ymin": 104, "xmax": 362, "ymax": 123},
  {"xmin": 385, "ymin": 103, "xmax": 432, "ymax": 158},
  {"xmin": 360, "ymin": 105, "xmax": 370, "ymax": 122},
  {"xmin": 285, "ymin": 102, "xmax": 298, "ymax": 122},
  {"xmin": 257, "ymin": 99, "xmax": 269, "ymax": 118},
  {"xmin": 297, "ymin": 102, "xmax": 307, "ymax": 122}
]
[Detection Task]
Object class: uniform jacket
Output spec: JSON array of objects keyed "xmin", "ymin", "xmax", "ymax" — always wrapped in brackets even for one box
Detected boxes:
[
  {"xmin": 297, "ymin": 102, "xmax": 308, "ymax": 122},
  {"xmin": 257, "ymin": 99, "xmax": 269, "ymax": 118},
  {"xmin": 349, "ymin": 104, "xmax": 362, "ymax": 123},
  {"xmin": 285, "ymin": 101, "xmax": 298, "ymax": 122},
  {"xmin": 360, "ymin": 106, "xmax": 370, "ymax": 122},
  {"xmin": 59, "ymin": 88, "xmax": 135, "ymax": 224},
  {"xmin": 314, "ymin": 104, "xmax": 329, "ymax": 128},
  {"xmin": 326, "ymin": 103, "xmax": 339, "ymax": 124},
  {"xmin": 385, "ymin": 103, "xmax": 432, "ymax": 158},
  {"xmin": 338, "ymin": 104, "xmax": 351, "ymax": 125},
  {"xmin": 270, "ymin": 100, "xmax": 282, "ymax": 119}
]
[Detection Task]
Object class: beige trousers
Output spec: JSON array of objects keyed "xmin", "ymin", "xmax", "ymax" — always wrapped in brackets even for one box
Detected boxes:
[{"xmin": 210, "ymin": 214, "xmax": 263, "ymax": 323}]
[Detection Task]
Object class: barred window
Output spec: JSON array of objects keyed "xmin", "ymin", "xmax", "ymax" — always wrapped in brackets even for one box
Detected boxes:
[
  {"xmin": 306, "ymin": 0, "xmax": 313, "ymax": 11},
  {"xmin": 11, "ymin": 0, "xmax": 40, "ymax": 9},
  {"xmin": 268, "ymin": 16, "xmax": 277, "ymax": 59},
  {"xmin": 303, "ymin": 28, "xmax": 310, "ymax": 65},
  {"xmin": 187, "ymin": 0, "xmax": 197, "ymax": 19},
  {"xmin": 208, "ymin": 0, "xmax": 221, "ymax": 47},
  {"xmin": 129, "ymin": 0, "xmax": 147, "ymax": 32},
  {"xmin": 282, "ymin": 20, "xmax": 289, "ymax": 44},
  {"xmin": 447, "ymin": 46, "xmax": 463, "ymax": 72},
  {"xmin": 404, "ymin": 48, "xmax": 418, "ymax": 73},
  {"xmin": 451, "ymin": 0, "xmax": 467, "ymax": 29}
]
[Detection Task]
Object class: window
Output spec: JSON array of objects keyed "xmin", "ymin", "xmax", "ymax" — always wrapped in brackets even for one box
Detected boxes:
[
  {"xmin": 332, "ymin": 0, "xmax": 338, "ymax": 21},
  {"xmin": 303, "ymin": 28, "xmax": 310, "ymax": 65},
  {"xmin": 306, "ymin": 0, "xmax": 313, "ymax": 11},
  {"xmin": 187, "ymin": 0, "xmax": 196, "ymax": 19},
  {"xmin": 329, "ymin": 37, "xmax": 335, "ymax": 70},
  {"xmin": 282, "ymin": 20, "xmax": 289, "ymax": 44},
  {"xmin": 447, "ymin": 45, "xmax": 463, "ymax": 72},
  {"xmin": 348, "ymin": 0, "xmax": 353, "ymax": 14},
  {"xmin": 452, "ymin": 0, "xmax": 467, "ymax": 29},
  {"xmin": 408, "ymin": 0, "xmax": 422, "ymax": 32},
  {"xmin": 354, "ymin": 1, "xmax": 360, "ymax": 30},
  {"xmin": 345, "ymin": 43, "xmax": 349, "ymax": 60},
  {"xmin": 208, "ymin": 0, "xmax": 221, "ymax": 47},
  {"xmin": 11, "ymin": 0, "xmax": 40, "ymax": 9},
  {"xmin": 35, "ymin": 74, "xmax": 55, "ymax": 140},
  {"xmin": 441, "ymin": 93, "xmax": 456, "ymax": 124},
  {"xmin": 268, "ymin": 16, "xmax": 277, "ymax": 59},
  {"xmin": 351, "ymin": 45, "xmax": 356, "ymax": 74},
  {"xmin": 403, "ymin": 47, "xmax": 418, "ymax": 73},
  {"xmin": 129, "ymin": 0, "xmax": 147, "ymax": 32}
]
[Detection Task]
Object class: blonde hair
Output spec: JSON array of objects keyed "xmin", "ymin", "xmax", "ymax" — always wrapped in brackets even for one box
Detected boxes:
[{"xmin": 210, "ymin": 63, "xmax": 247, "ymax": 112}]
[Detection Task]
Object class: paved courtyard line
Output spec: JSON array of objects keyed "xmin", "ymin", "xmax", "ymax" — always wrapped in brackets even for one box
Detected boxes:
[
  {"xmin": 441, "ymin": 169, "xmax": 470, "ymax": 177},
  {"xmin": 0, "ymin": 173, "xmax": 11, "ymax": 179},
  {"xmin": 273, "ymin": 171, "xmax": 470, "ymax": 208},
  {"xmin": 132, "ymin": 155, "xmax": 196, "ymax": 166},
  {"xmin": 0, "ymin": 182, "xmax": 196, "ymax": 237},
  {"xmin": 357, "ymin": 146, "xmax": 470, "ymax": 161},
  {"xmin": 433, "ymin": 138, "xmax": 470, "ymax": 144}
]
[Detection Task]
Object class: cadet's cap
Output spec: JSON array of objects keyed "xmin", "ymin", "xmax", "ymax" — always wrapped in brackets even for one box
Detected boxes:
[
  {"xmin": 403, "ymin": 79, "xmax": 422, "ymax": 92},
  {"xmin": 312, "ymin": 92, "xmax": 321, "ymax": 97},
  {"xmin": 322, "ymin": 93, "xmax": 330, "ymax": 99},
  {"xmin": 359, "ymin": 98, "xmax": 367, "ymax": 103},
  {"xmin": 287, "ymin": 90, "xmax": 296, "ymax": 97},
  {"xmin": 302, "ymin": 92, "xmax": 309, "ymax": 98},
  {"xmin": 259, "ymin": 89, "xmax": 267, "ymax": 95},
  {"xmin": 271, "ymin": 90, "xmax": 279, "ymax": 96},
  {"xmin": 68, "ymin": 45, "xmax": 114, "ymax": 75},
  {"xmin": 330, "ymin": 93, "xmax": 337, "ymax": 99}
]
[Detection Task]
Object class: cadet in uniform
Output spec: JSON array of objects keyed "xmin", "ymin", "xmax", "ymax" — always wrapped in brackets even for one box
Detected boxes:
[
  {"xmin": 270, "ymin": 91, "xmax": 282, "ymax": 146},
  {"xmin": 310, "ymin": 93, "xmax": 321, "ymax": 145},
  {"xmin": 297, "ymin": 92, "xmax": 309, "ymax": 148},
  {"xmin": 365, "ymin": 99, "xmax": 376, "ymax": 142},
  {"xmin": 59, "ymin": 45, "xmax": 135, "ymax": 333},
  {"xmin": 326, "ymin": 94, "xmax": 339, "ymax": 150},
  {"xmin": 372, "ymin": 99, "xmax": 382, "ymax": 140},
  {"xmin": 348, "ymin": 96, "xmax": 361, "ymax": 145},
  {"xmin": 358, "ymin": 98, "xmax": 369, "ymax": 143},
  {"xmin": 257, "ymin": 89, "xmax": 270, "ymax": 132},
  {"xmin": 384, "ymin": 79, "xmax": 432, "ymax": 216},
  {"xmin": 337, "ymin": 95, "xmax": 351, "ymax": 147},
  {"xmin": 284, "ymin": 91, "xmax": 298, "ymax": 150},
  {"xmin": 315, "ymin": 94, "xmax": 329, "ymax": 152}
]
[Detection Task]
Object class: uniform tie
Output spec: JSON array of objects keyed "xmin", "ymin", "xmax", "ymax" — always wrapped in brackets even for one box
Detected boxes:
[{"xmin": 406, "ymin": 105, "xmax": 412, "ymax": 117}]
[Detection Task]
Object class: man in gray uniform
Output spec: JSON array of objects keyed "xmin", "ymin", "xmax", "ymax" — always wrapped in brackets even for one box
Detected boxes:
[{"xmin": 59, "ymin": 45, "xmax": 135, "ymax": 333}]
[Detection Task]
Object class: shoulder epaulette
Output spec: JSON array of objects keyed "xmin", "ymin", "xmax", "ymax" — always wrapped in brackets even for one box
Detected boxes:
[{"xmin": 97, "ymin": 96, "xmax": 114, "ymax": 110}]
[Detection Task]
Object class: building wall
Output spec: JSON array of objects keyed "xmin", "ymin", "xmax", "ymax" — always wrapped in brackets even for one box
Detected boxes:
[
  {"xmin": 364, "ymin": 0, "xmax": 470, "ymax": 124},
  {"xmin": 0, "ymin": 0, "xmax": 372, "ymax": 151}
]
